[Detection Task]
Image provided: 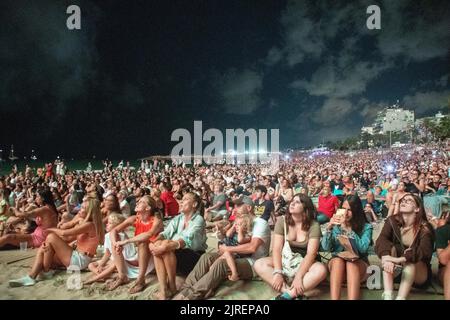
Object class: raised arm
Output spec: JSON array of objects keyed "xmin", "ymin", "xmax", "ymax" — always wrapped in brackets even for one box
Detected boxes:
[
  {"xmin": 47, "ymin": 221, "xmax": 94, "ymax": 238},
  {"xmin": 237, "ymin": 228, "xmax": 252, "ymax": 244},
  {"xmin": 109, "ymin": 216, "xmax": 136, "ymax": 244},
  {"xmin": 13, "ymin": 206, "xmax": 46, "ymax": 219}
]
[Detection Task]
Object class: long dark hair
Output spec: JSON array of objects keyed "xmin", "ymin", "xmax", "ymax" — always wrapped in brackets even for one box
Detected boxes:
[
  {"xmin": 343, "ymin": 194, "xmax": 368, "ymax": 235},
  {"xmin": 38, "ymin": 188, "xmax": 57, "ymax": 214},
  {"xmin": 285, "ymin": 193, "xmax": 316, "ymax": 231},
  {"xmin": 398, "ymin": 193, "xmax": 435, "ymax": 238}
]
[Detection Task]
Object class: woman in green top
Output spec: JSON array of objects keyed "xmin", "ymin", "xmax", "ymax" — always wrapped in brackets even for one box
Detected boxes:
[
  {"xmin": 254, "ymin": 193, "xmax": 327, "ymax": 300},
  {"xmin": 321, "ymin": 194, "xmax": 373, "ymax": 300},
  {"xmin": 149, "ymin": 192, "xmax": 207, "ymax": 300}
]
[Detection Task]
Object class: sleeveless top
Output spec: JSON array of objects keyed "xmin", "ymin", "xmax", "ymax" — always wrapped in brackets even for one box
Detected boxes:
[{"xmin": 134, "ymin": 216, "xmax": 159, "ymax": 242}]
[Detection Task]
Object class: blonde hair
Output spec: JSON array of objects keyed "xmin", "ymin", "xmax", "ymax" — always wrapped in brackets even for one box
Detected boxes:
[
  {"xmin": 108, "ymin": 212, "xmax": 125, "ymax": 227},
  {"xmin": 84, "ymin": 198, "xmax": 105, "ymax": 245},
  {"xmin": 236, "ymin": 204, "xmax": 249, "ymax": 216},
  {"xmin": 235, "ymin": 214, "xmax": 253, "ymax": 233}
]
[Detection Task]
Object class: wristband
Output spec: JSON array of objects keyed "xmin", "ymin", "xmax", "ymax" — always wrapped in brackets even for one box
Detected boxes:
[{"xmin": 272, "ymin": 269, "xmax": 284, "ymax": 276}]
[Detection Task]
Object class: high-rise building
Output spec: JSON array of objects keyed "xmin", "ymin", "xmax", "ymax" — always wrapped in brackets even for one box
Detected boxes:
[{"xmin": 382, "ymin": 107, "xmax": 415, "ymax": 133}]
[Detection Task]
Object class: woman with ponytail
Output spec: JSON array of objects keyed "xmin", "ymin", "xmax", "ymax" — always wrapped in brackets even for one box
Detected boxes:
[{"xmin": 106, "ymin": 195, "xmax": 163, "ymax": 293}]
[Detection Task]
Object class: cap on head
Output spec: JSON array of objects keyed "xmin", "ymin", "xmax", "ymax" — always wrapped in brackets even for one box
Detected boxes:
[{"xmin": 233, "ymin": 195, "xmax": 254, "ymax": 207}]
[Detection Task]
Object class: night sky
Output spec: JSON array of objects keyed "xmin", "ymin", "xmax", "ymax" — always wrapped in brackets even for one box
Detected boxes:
[{"xmin": 0, "ymin": 0, "xmax": 449, "ymax": 160}]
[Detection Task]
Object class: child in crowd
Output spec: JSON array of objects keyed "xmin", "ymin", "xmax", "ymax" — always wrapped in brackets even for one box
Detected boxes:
[
  {"xmin": 217, "ymin": 213, "xmax": 253, "ymax": 281},
  {"xmin": 84, "ymin": 213, "xmax": 137, "ymax": 284}
]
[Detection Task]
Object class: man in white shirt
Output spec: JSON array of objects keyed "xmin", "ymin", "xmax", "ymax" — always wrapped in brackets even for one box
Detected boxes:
[{"xmin": 174, "ymin": 197, "xmax": 271, "ymax": 300}]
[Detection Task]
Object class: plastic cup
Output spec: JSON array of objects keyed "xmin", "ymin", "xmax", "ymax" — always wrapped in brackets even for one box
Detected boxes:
[{"xmin": 20, "ymin": 241, "xmax": 28, "ymax": 251}]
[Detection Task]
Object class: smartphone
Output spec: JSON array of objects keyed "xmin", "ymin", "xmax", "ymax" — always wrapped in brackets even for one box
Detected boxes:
[
  {"xmin": 335, "ymin": 208, "xmax": 346, "ymax": 218},
  {"xmin": 334, "ymin": 208, "xmax": 346, "ymax": 224}
]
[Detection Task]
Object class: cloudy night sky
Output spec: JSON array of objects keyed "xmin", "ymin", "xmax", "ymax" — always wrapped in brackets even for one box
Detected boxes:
[{"xmin": 0, "ymin": 0, "xmax": 449, "ymax": 159}]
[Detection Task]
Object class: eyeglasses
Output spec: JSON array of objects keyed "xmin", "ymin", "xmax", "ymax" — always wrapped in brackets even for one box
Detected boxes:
[{"xmin": 400, "ymin": 197, "xmax": 415, "ymax": 205}]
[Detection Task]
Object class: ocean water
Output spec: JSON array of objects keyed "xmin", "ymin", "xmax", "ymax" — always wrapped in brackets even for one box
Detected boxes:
[{"xmin": 0, "ymin": 159, "xmax": 142, "ymax": 176}]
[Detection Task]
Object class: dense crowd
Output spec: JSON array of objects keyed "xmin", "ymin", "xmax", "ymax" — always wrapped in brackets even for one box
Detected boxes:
[{"xmin": 0, "ymin": 143, "xmax": 449, "ymax": 300}]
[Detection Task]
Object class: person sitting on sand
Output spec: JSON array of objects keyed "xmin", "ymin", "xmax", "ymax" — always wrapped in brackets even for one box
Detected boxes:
[
  {"xmin": 160, "ymin": 182, "xmax": 179, "ymax": 218},
  {"xmin": 105, "ymin": 196, "xmax": 163, "ymax": 293},
  {"xmin": 375, "ymin": 193, "xmax": 434, "ymax": 300},
  {"xmin": 84, "ymin": 213, "xmax": 137, "ymax": 284},
  {"xmin": 216, "ymin": 212, "xmax": 253, "ymax": 281},
  {"xmin": 204, "ymin": 184, "xmax": 228, "ymax": 224},
  {"xmin": 150, "ymin": 192, "xmax": 207, "ymax": 300},
  {"xmin": 321, "ymin": 194, "xmax": 373, "ymax": 300},
  {"xmin": 435, "ymin": 213, "xmax": 450, "ymax": 300},
  {"xmin": 150, "ymin": 188, "xmax": 165, "ymax": 214},
  {"xmin": 173, "ymin": 196, "xmax": 270, "ymax": 301},
  {"xmin": 9, "ymin": 196, "xmax": 104, "ymax": 287},
  {"xmin": 316, "ymin": 185, "xmax": 339, "ymax": 224},
  {"xmin": 0, "ymin": 189, "xmax": 58, "ymax": 250},
  {"xmin": 254, "ymin": 194, "xmax": 327, "ymax": 300}
]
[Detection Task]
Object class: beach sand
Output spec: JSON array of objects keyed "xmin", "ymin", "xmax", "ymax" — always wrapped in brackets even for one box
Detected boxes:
[{"xmin": 0, "ymin": 223, "xmax": 445, "ymax": 300}]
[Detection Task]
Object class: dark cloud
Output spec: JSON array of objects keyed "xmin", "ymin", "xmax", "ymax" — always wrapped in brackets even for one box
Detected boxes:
[
  {"xmin": 216, "ymin": 69, "xmax": 264, "ymax": 115},
  {"xmin": 0, "ymin": 0, "xmax": 448, "ymax": 157}
]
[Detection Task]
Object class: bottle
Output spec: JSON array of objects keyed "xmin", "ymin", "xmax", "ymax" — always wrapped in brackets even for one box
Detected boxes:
[{"xmin": 96, "ymin": 245, "xmax": 104, "ymax": 258}]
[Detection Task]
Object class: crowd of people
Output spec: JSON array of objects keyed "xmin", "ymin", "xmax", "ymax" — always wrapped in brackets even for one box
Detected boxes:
[{"xmin": 0, "ymin": 143, "xmax": 449, "ymax": 300}]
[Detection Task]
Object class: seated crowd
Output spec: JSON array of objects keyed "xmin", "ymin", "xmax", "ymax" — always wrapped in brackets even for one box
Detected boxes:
[{"xmin": 0, "ymin": 145, "xmax": 449, "ymax": 300}]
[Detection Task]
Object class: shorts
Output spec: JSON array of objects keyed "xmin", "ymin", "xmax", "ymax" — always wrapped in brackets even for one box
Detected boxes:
[
  {"xmin": 175, "ymin": 249, "xmax": 204, "ymax": 276},
  {"xmin": 70, "ymin": 250, "xmax": 93, "ymax": 270}
]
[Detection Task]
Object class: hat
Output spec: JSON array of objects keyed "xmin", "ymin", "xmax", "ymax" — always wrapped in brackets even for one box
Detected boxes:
[{"xmin": 232, "ymin": 195, "xmax": 254, "ymax": 207}]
